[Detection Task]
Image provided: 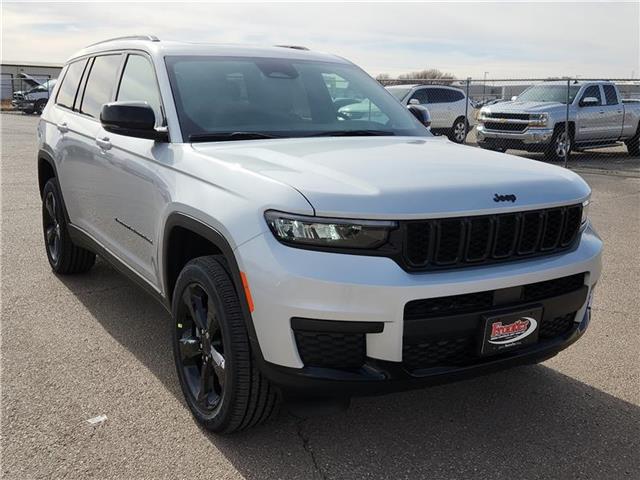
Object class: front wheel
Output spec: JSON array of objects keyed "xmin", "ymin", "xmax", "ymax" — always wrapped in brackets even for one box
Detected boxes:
[
  {"xmin": 545, "ymin": 126, "xmax": 572, "ymax": 162},
  {"xmin": 172, "ymin": 256, "xmax": 280, "ymax": 434},
  {"xmin": 448, "ymin": 117, "xmax": 468, "ymax": 144}
]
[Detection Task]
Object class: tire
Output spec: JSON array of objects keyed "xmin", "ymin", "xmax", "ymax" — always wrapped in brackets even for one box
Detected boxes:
[
  {"xmin": 34, "ymin": 99, "xmax": 47, "ymax": 116},
  {"xmin": 545, "ymin": 125, "xmax": 572, "ymax": 162},
  {"xmin": 448, "ymin": 117, "xmax": 468, "ymax": 144},
  {"xmin": 42, "ymin": 178, "xmax": 96, "ymax": 274},
  {"xmin": 625, "ymin": 126, "xmax": 640, "ymax": 157},
  {"xmin": 172, "ymin": 256, "xmax": 280, "ymax": 434}
]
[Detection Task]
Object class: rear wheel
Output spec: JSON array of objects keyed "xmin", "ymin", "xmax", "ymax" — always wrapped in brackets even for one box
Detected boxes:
[
  {"xmin": 625, "ymin": 125, "xmax": 640, "ymax": 157},
  {"xmin": 42, "ymin": 179, "xmax": 95, "ymax": 274},
  {"xmin": 448, "ymin": 117, "xmax": 468, "ymax": 143},
  {"xmin": 545, "ymin": 126, "xmax": 572, "ymax": 162},
  {"xmin": 172, "ymin": 256, "xmax": 280, "ymax": 433}
]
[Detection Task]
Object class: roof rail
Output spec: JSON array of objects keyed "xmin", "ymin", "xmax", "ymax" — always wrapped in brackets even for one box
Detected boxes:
[
  {"xmin": 87, "ymin": 35, "xmax": 160, "ymax": 47},
  {"xmin": 275, "ymin": 44, "xmax": 309, "ymax": 51}
]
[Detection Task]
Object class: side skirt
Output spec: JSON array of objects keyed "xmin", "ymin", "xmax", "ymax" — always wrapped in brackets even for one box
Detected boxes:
[{"xmin": 68, "ymin": 224, "xmax": 170, "ymax": 312}]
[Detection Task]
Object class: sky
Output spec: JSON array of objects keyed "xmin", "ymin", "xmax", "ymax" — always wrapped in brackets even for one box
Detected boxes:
[{"xmin": 1, "ymin": 1, "xmax": 639, "ymax": 79}]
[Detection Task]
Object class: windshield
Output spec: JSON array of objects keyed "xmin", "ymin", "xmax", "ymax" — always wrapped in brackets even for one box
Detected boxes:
[
  {"xmin": 516, "ymin": 85, "xmax": 581, "ymax": 104},
  {"xmin": 165, "ymin": 56, "xmax": 429, "ymax": 141},
  {"xmin": 386, "ymin": 87, "xmax": 411, "ymax": 101}
]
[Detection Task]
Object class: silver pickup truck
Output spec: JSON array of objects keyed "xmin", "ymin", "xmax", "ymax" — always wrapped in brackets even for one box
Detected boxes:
[{"xmin": 476, "ymin": 80, "xmax": 640, "ymax": 161}]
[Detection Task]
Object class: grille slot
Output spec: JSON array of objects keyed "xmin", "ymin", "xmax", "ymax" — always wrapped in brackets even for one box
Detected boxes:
[
  {"xmin": 484, "ymin": 122, "xmax": 527, "ymax": 132},
  {"xmin": 404, "ymin": 273, "xmax": 585, "ymax": 321},
  {"xmin": 402, "ymin": 204, "xmax": 582, "ymax": 271},
  {"xmin": 485, "ymin": 112, "xmax": 530, "ymax": 120}
]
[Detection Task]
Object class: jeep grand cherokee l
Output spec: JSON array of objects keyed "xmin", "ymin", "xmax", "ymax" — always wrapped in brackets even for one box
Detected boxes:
[{"xmin": 37, "ymin": 35, "xmax": 602, "ymax": 434}]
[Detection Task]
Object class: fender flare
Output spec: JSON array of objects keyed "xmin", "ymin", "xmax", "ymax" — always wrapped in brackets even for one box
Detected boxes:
[{"xmin": 161, "ymin": 212, "xmax": 266, "ymax": 361}]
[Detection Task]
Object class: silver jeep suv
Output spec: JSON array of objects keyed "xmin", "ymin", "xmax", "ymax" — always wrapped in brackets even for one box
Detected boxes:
[{"xmin": 38, "ymin": 36, "xmax": 602, "ymax": 434}]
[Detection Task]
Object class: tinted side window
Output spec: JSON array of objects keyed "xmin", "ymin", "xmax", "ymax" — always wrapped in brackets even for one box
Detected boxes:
[
  {"xmin": 117, "ymin": 55, "xmax": 163, "ymax": 124},
  {"xmin": 581, "ymin": 85, "xmax": 602, "ymax": 106},
  {"xmin": 56, "ymin": 60, "xmax": 87, "ymax": 109},
  {"xmin": 410, "ymin": 89, "xmax": 429, "ymax": 104},
  {"xmin": 603, "ymin": 85, "xmax": 618, "ymax": 105},
  {"xmin": 80, "ymin": 55, "xmax": 122, "ymax": 118},
  {"xmin": 447, "ymin": 89, "xmax": 464, "ymax": 102},
  {"xmin": 427, "ymin": 88, "xmax": 449, "ymax": 103}
]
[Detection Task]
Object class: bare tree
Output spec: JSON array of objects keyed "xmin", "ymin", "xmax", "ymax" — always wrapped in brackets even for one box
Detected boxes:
[{"xmin": 377, "ymin": 69, "xmax": 456, "ymax": 86}]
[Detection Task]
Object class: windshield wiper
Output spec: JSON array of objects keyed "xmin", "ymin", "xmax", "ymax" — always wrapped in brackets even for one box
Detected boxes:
[
  {"xmin": 189, "ymin": 132, "xmax": 279, "ymax": 142},
  {"xmin": 307, "ymin": 129, "xmax": 395, "ymax": 137}
]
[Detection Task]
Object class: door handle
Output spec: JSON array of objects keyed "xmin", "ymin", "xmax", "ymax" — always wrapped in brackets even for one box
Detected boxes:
[
  {"xmin": 57, "ymin": 122, "xmax": 68, "ymax": 133},
  {"xmin": 599, "ymin": 111, "xmax": 605, "ymax": 114},
  {"xmin": 95, "ymin": 136, "xmax": 112, "ymax": 150}
]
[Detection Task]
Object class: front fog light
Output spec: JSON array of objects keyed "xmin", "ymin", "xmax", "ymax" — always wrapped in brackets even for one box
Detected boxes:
[{"xmin": 264, "ymin": 211, "xmax": 397, "ymax": 249}]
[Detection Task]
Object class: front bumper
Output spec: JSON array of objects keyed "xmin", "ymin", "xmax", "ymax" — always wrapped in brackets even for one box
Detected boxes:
[
  {"xmin": 11, "ymin": 99, "xmax": 35, "ymax": 111},
  {"xmin": 477, "ymin": 125, "xmax": 554, "ymax": 147},
  {"xmin": 237, "ymin": 224, "xmax": 601, "ymax": 393}
]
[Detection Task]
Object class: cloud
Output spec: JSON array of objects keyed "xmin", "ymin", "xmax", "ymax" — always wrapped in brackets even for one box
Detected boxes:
[{"xmin": 1, "ymin": 2, "xmax": 638, "ymax": 78}]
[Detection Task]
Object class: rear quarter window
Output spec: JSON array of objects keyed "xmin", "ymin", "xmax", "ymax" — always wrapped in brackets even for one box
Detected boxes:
[{"xmin": 55, "ymin": 60, "xmax": 87, "ymax": 109}]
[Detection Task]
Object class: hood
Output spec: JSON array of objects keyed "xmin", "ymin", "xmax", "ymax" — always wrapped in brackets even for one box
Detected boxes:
[
  {"xmin": 192, "ymin": 136, "xmax": 590, "ymax": 219},
  {"xmin": 17, "ymin": 73, "xmax": 44, "ymax": 88},
  {"xmin": 485, "ymin": 100, "xmax": 564, "ymax": 113}
]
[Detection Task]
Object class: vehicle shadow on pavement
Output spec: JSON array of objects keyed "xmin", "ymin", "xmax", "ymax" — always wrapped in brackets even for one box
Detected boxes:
[{"xmin": 59, "ymin": 260, "xmax": 640, "ymax": 480}]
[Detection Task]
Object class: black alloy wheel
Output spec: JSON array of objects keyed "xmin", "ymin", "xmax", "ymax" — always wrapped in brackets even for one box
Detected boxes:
[{"xmin": 176, "ymin": 283, "xmax": 226, "ymax": 413}]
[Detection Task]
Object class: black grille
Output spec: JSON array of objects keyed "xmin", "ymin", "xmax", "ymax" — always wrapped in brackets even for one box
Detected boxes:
[
  {"xmin": 485, "ymin": 112, "xmax": 530, "ymax": 120},
  {"xmin": 402, "ymin": 204, "xmax": 582, "ymax": 271},
  {"xmin": 404, "ymin": 273, "xmax": 585, "ymax": 320},
  {"xmin": 403, "ymin": 312, "xmax": 577, "ymax": 370},
  {"xmin": 403, "ymin": 337, "xmax": 473, "ymax": 369},
  {"xmin": 484, "ymin": 122, "xmax": 528, "ymax": 132},
  {"xmin": 294, "ymin": 331, "xmax": 365, "ymax": 370},
  {"xmin": 539, "ymin": 313, "xmax": 576, "ymax": 338}
]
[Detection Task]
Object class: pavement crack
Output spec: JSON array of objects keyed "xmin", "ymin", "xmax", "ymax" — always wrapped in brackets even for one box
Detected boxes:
[{"xmin": 294, "ymin": 417, "xmax": 327, "ymax": 480}]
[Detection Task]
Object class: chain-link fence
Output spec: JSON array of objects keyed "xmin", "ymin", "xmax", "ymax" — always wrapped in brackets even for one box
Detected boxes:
[
  {"xmin": 1, "ymin": 76, "xmax": 56, "ymax": 114},
  {"xmin": 379, "ymin": 77, "xmax": 640, "ymax": 169}
]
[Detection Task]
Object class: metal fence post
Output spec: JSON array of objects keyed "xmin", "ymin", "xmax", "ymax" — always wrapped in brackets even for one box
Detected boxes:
[
  {"xmin": 464, "ymin": 77, "xmax": 471, "ymax": 142},
  {"xmin": 564, "ymin": 78, "xmax": 570, "ymax": 169}
]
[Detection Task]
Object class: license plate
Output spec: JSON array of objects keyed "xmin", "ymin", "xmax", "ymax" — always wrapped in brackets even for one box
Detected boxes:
[{"xmin": 480, "ymin": 307, "xmax": 542, "ymax": 356}]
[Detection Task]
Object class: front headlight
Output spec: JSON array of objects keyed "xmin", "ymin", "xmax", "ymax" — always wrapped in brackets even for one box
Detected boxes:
[
  {"xmin": 264, "ymin": 211, "xmax": 397, "ymax": 249},
  {"xmin": 581, "ymin": 199, "xmax": 590, "ymax": 227},
  {"xmin": 529, "ymin": 113, "xmax": 548, "ymax": 127},
  {"xmin": 478, "ymin": 109, "xmax": 489, "ymax": 122}
]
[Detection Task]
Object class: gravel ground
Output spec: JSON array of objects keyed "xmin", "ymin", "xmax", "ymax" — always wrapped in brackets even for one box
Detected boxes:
[{"xmin": 1, "ymin": 112, "xmax": 639, "ymax": 480}]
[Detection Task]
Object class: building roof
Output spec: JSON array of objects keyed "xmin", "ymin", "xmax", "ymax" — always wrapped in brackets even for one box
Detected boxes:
[{"xmin": 1, "ymin": 60, "xmax": 63, "ymax": 69}]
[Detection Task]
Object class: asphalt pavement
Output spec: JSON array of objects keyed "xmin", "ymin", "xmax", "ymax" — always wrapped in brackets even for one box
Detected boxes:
[{"xmin": 1, "ymin": 112, "xmax": 639, "ymax": 479}]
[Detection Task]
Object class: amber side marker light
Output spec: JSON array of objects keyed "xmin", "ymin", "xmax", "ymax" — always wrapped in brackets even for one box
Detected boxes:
[{"xmin": 240, "ymin": 272, "xmax": 255, "ymax": 312}]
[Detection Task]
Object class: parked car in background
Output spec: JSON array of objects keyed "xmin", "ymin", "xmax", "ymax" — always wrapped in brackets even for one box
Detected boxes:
[
  {"xmin": 476, "ymin": 80, "xmax": 640, "ymax": 161},
  {"xmin": 12, "ymin": 78, "xmax": 57, "ymax": 115},
  {"xmin": 386, "ymin": 84, "xmax": 476, "ymax": 143}
]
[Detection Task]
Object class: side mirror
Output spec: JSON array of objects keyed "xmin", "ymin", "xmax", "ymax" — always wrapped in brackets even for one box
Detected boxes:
[
  {"xmin": 511, "ymin": 96, "xmax": 518, "ymax": 101},
  {"xmin": 408, "ymin": 98, "xmax": 421, "ymax": 106},
  {"xmin": 580, "ymin": 96, "xmax": 599, "ymax": 107},
  {"xmin": 408, "ymin": 104, "xmax": 431, "ymax": 128},
  {"xmin": 100, "ymin": 102, "xmax": 167, "ymax": 141}
]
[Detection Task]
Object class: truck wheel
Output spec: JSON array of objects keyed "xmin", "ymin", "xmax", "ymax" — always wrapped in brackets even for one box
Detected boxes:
[
  {"xmin": 448, "ymin": 117, "xmax": 468, "ymax": 143},
  {"xmin": 42, "ymin": 179, "xmax": 96, "ymax": 274},
  {"xmin": 625, "ymin": 127, "xmax": 640, "ymax": 157},
  {"xmin": 34, "ymin": 99, "xmax": 47, "ymax": 115},
  {"xmin": 545, "ymin": 126, "xmax": 572, "ymax": 162},
  {"xmin": 172, "ymin": 256, "xmax": 280, "ymax": 434}
]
